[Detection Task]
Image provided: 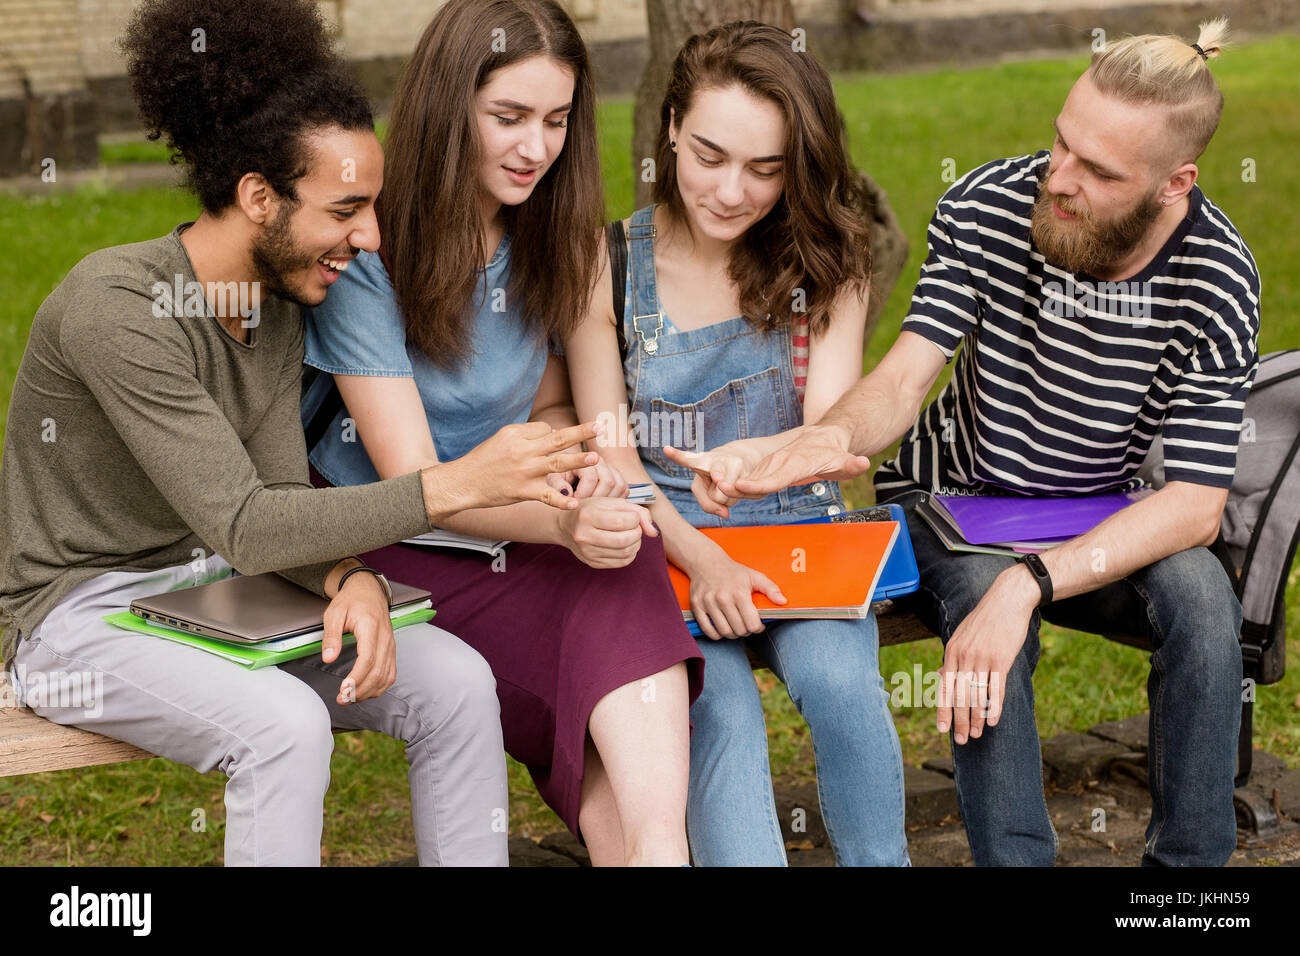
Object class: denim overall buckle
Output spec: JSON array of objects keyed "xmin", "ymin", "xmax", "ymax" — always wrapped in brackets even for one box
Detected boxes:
[{"xmin": 633, "ymin": 312, "xmax": 663, "ymax": 354}]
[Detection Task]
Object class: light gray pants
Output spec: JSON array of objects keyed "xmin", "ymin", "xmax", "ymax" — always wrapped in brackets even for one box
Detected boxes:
[{"xmin": 12, "ymin": 555, "xmax": 509, "ymax": 866}]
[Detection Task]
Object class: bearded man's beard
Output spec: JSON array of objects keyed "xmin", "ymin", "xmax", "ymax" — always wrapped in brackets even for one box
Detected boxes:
[
  {"xmin": 250, "ymin": 201, "xmax": 321, "ymax": 307},
  {"xmin": 1030, "ymin": 180, "xmax": 1164, "ymax": 276}
]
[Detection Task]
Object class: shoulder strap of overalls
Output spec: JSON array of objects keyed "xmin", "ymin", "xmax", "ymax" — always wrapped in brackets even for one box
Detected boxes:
[{"xmin": 625, "ymin": 206, "xmax": 663, "ymax": 357}]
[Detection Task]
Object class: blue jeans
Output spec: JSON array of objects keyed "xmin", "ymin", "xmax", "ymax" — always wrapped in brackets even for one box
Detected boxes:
[
  {"xmin": 686, "ymin": 614, "xmax": 910, "ymax": 866},
  {"xmin": 890, "ymin": 491, "xmax": 1242, "ymax": 866}
]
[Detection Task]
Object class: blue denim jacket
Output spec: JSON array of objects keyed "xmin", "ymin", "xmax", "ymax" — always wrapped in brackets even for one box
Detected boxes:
[
  {"xmin": 301, "ymin": 237, "xmax": 548, "ymax": 486},
  {"xmin": 620, "ymin": 205, "xmax": 846, "ymax": 527}
]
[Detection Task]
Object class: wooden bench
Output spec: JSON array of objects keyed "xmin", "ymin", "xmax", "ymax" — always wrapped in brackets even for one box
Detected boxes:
[
  {"xmin": 0, "ymin": 610, "xmax": 940, "ymax": 778},
  {"xmin": 0, "ymin": 673, "xmax": 153, "ymax": 777}
]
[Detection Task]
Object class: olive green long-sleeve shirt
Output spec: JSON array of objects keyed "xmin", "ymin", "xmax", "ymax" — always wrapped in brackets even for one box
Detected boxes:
[{"xmin": 0, "ymin": 225, "xmax": 432, "ymax": 668}]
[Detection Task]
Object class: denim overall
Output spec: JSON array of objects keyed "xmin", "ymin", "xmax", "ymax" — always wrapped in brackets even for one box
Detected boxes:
[
  {"xmin": 622, "ymin": 208, "xmax": 846, "ymax": 526},
  {"xmin": 620, "ymin": 205, "xmax": 908, "ymax": 865}
]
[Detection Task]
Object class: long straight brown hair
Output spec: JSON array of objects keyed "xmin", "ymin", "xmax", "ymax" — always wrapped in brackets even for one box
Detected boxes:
[
  {"xmin": 652, "ymin": 21, "xmax": 870, "ymax": 337},
  {"xmin": 380, "ymin": 0, "xmax": 603, "ymax": 368}
]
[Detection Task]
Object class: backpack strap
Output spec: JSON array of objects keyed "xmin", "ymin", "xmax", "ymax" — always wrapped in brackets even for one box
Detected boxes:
[
  {"xmin": 607, "ymin": 219, "xmax": 629, "ymax": 364},
  {"xmin": 302, "ymin": 366, "xmax": 344, "ymax": 454}
]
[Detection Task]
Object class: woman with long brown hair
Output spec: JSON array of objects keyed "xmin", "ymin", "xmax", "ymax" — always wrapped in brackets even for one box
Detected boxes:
[
  {"xmin": 301, "ymin": 0, "xmax": 702, "ymax": 866},
  {"xmin": 565, "ymin": 21, "xmax": 910, "ymax": 865}
]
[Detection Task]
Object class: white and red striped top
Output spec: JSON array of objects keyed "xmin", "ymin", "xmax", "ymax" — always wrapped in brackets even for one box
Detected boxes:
[{"xmin": 791, "ymin": 313, "xmax": 809, "ymax": 404}]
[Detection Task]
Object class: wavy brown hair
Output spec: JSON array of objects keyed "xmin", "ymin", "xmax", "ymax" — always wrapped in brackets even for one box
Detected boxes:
[
  {"xmin": 380, "ymin": 0, "xmax": 603, "ymax": 369},
  {"xmin": 651, "ymin": 21, "xmax": 870, "ymax": 337}
]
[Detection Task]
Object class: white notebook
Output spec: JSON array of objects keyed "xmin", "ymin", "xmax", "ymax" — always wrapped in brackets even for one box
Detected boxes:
[{"xmin": 402, "ymin": 484, "xmax": 656, "ymax": 556}]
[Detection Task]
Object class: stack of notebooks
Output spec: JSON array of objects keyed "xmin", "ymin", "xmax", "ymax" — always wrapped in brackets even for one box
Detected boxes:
[
  {"xmin": 106, "ymin": 573, "xmax": 435, "ymax": 669},
  {"xmin": 915, "ymin": 487, "xmax": 1153, "ymax": 556},
  {"xmin": 665, "ymin": 515, "xmax": 912, "ymax": 635}
]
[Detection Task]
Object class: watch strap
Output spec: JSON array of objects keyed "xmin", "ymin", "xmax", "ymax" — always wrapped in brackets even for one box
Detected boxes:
[{"xmin": 1019, "ymin": 552, "xmax": 1053, "ymax": 607}]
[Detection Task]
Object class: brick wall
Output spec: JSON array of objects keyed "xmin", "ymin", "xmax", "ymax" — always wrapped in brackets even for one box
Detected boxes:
[
  {"xmin": 29, "ymin": 0, "xmax": 1300, "ymax": 93},
  {"xmin": 71, "ymin": 0, "xmax": 853, "ymax": 72},
  {"xmin": 7, "ymin": 0, "xmax": 1300, "ymax": 168},
  {"xmin": 78, "ymin": 0, "xmax": 138, "ymax": 79},
  {"xmin": 0, "ymin": 0, "xmax": 88, "ymax": 96},
  {"xmin": 0, "ymin": 0, "xmax": 97, "ymax": 176}
]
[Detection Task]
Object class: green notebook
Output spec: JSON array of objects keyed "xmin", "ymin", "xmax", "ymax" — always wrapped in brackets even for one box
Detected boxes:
[{"xmin": 103, "ymin": 608, "xmax": 437, "ymax": 670}]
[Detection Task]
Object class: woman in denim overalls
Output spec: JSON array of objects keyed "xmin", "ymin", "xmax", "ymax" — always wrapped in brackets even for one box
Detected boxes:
[{"xmin": 566, "ymin": 23, "xmax": 908, "ymax": 865}]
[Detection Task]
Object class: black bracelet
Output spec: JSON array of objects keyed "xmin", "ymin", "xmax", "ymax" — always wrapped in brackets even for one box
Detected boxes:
[
  {"xmin": 1019, "ymin": 552, "xmax": 1053, "ymax": 607},
  {"xmin": 337, "ymin": 565, "xmax": 393, "ymax": 607}
]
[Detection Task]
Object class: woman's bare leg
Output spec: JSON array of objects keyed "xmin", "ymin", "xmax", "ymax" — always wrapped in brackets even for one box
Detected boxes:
[
  {"xmin": 586, "ymin": 662, "xmax": 690, "ymax": 866},
  {"xmin": 578, "ymin": 736, "xmax": 627, "ymax": 866}
]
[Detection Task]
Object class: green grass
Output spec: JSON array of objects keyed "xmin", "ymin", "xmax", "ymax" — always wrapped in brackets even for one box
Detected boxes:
[
  {"xmin": 3, "ymin": 37, "xmax": 1298, "ymax": 863},
  {"xmin": 98, "ymin": 138, "xmax": 173, "ymax": 166}
]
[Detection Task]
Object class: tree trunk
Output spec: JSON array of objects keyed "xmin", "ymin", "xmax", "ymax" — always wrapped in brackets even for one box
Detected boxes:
[{"xmin": 632, "ymin": 0, "xmax": 908, "ymax": 337}]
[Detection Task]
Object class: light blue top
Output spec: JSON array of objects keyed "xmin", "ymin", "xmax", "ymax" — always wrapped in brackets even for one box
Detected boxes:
[{"xmin": 301, "ymin": 236, "xmax": 549, "ymax": 486}]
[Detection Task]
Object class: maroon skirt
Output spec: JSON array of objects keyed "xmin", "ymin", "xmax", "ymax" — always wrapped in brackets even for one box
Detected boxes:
[{"xmin": 310, "ymin": 465, "xmax": 704, "ymax": 835}]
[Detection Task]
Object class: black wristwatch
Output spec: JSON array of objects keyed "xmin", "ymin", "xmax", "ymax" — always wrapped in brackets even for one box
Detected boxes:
[
  {"xmin": 337, "ymin": 564, "xmax": 394, "ymax": 607},
  {"xmin": 1019, "ymin": 552, "xmax": 1053, "ymax": 607}
]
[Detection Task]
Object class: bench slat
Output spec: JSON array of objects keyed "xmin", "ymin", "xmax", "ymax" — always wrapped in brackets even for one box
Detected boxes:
[
  {"xmin": 879, "ymin": 610, "xmax": 936, "ymax": 647},
  {"xmin": 743, "ymin": 609, "xmax": 935, "ymax": 668},
  {"xmin": 0, "ymin": 676, "xmax": 154, "ymax": 776}
]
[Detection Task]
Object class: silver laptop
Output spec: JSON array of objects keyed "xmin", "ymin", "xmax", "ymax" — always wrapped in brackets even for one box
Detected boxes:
[{"xmin": 130, "ymin": 572, "xmax": 432, "ymax": 644}]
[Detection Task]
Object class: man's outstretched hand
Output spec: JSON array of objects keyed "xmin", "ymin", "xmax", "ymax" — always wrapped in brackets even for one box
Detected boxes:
[{"xmin": 663, "ymin": 425, "xmax": 871, "ymax": 518}]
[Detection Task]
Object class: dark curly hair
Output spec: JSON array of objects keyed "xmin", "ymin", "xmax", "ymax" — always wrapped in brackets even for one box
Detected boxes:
[{"xmin": 120, "ymin": 0, "xmax": 374, "ymax": 213}]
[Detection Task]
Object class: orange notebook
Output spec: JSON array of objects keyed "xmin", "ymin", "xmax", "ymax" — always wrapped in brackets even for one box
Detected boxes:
[{"xmin": 667, "ymin": 521, "xmax": 899, "ymax": 621}]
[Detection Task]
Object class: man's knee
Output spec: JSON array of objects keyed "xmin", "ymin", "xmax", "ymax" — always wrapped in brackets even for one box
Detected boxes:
[
  {"xmin": 231, "ymin": 685, "xmax": 335, "ymax": 776},
  {"xmin": 1140, "ymin": 548, "xmax": 1242, "ymax": 669},
  {"xmin": 395, "ymin": 626, "xmax": 500, "ymax": 730}
]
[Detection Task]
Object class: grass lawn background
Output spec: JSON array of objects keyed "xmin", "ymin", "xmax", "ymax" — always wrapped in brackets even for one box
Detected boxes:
[{"xmin": 0, "ymin": 36, "xmax": 1296, "ymax": 863}]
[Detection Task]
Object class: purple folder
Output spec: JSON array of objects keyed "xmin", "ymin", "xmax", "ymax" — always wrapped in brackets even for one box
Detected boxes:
[{"xmin": 934, "ymin": 488, "xmax": 1153, "ymax": 545}]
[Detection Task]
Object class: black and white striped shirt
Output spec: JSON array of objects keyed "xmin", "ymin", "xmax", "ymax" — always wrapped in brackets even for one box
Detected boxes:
[{"xmin": 875, "ymin": 151, "xmax": 1260, "ymax": 498}]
